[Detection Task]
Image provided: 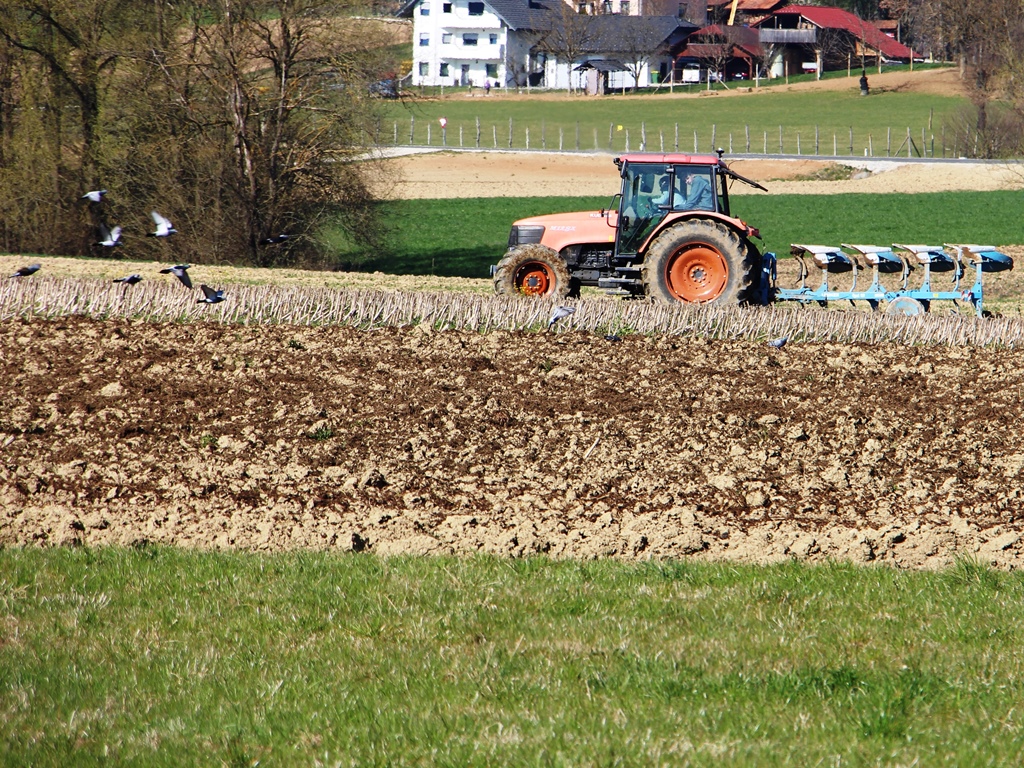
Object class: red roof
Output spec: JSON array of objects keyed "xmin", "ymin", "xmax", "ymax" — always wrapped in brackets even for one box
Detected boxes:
[
  {"xmin": 764, "ymin": 6, "xmax": 915, "ymax": 59},
  {"xmin": 708, "ymin": 0, "xmax": 787, "ymax": 9}
]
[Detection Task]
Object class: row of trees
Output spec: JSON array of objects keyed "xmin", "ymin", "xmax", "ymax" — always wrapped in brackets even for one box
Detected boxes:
[{"xmin": 0, "ymin": 0, "xmax": 401, "ymax": 266}]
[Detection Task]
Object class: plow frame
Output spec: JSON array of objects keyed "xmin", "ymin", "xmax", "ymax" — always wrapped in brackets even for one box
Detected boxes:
[{"xmin": 762, "ymin": 243, "xmax": 1014, "ymax": 317}]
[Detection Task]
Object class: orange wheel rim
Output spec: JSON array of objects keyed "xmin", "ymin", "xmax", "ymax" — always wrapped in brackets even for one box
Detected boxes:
[
  {"xmin": 514, "ymin": 261, "xmax": 554, "ymax": 296},
  {"xmin": 666, "ymin": 245, "xmax": 728, "ymax": 302}
]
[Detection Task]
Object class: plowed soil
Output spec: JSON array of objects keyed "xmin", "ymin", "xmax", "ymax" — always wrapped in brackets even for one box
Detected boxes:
[{"xmin": 4, "ymin": 316, "xmax": 1024, "ymax": 569}]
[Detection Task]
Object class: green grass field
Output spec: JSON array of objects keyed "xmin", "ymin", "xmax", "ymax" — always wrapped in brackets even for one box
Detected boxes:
[
  {"xmin": 2, "ymin": 547, "xmax": 1023, "ymax": 766},
  {"xmin": 336, "ymin": 191, "xmax": 1024, "ymax": 278},
  {"xmin": 381, "ymin": 69, "xmax": 967, "ymax": 157}
]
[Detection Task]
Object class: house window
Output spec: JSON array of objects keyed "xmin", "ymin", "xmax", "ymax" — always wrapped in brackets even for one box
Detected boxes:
[
  {"xmin": 619, "ymin": 0, "xmax": 629, "ymax": 12},
  {"xmin": 420, "ymin": 0, "xmax": 429, "ymax": 13},
  {"xmin": 468, "ymin": 1, "xmax": 484, "ymax": 15},
  {"xmin": 486, "ymin": 63, "xmax": 497, "ymax": 78},
  {"xmin": 463, "ymin": 33, "xmax": 477, "ymax": 45},
  {"xmin": 419, "ymin": 33, "xmax": 429, "ymax": 46},
  {"xmin": 442, "ymin": 32, "xmax": 452, "ymax": 43},
  {"xmin": 440, "ymin": 63, "xmax": 450, "ymax": 77},
  {"xmin": 489, "ymin": 33, "xmax": 498, "ymax": 44},
  {"xmin": 419, "ymin": 62, "xmax": 429, "ymax": 76},
  {"xmin": 443, "ymin": 1, "xmax": 452, "ymax": 9}
]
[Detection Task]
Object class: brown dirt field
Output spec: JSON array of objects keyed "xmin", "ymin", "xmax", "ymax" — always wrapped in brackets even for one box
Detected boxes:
[
  {"xmin": 383, "ymin": 151, "xmax": 1024, "ymax": 200},
  {"xmin": 3, "ymin": 315, "xmax": 1024, "ymax": 569}
]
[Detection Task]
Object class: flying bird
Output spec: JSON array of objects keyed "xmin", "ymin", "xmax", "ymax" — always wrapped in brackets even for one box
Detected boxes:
[
  {"xmin": 82, "ymin": 189, "xmax": 107, "ymax": 203},
  {"xmin": 197, "ymin": 284, "xmax": 225, "ymax": 304},
  {"xmin": 95, "ymin": 223, "xmax": 122, "ymax": 247},
  {"xmin": 159, "ymin": 263, "xmax": 192, "ymax": 289},
  {"xmin": 113, "ymin": 274, "xmax": 143, "ymax": 285},
  {"xmin": 10, "ymin": 264, "xmax": 41, "ymax": 278},
  {"xmin": 148, "ymin": 210, "xmax": 177, "ymax": 238},
  {"xmin": 262, "ymin": 233, "xmax": 291, "ymax": 245},
  {"xmin": 548, "ymin": 306, "xmax": 576, "ymax": 330},
  {"xmin": 768, "ymin": 336, "xmax": 788, "ymax": 349}
]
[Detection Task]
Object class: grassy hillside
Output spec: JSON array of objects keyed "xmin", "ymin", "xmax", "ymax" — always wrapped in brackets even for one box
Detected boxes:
[{"xmin": 379, "ymin": 74, "xmax": 967, "ymax": 157}]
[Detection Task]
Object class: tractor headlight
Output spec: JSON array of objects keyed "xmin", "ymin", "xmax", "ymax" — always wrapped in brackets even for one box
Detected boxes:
[{"xmin": 508, "ymin": 225, "xmax": 545, "ymax": 247}]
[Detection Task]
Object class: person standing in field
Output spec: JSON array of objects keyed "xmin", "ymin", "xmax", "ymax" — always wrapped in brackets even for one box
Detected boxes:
[{"xmin": 860, "ymin": 71, "xmax": 869, "ymax": 95}]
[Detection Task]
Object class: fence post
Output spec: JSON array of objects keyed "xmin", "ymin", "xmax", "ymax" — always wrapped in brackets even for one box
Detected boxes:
[
  {"xmin": 848, "ymin": 127, "xmax": 853, "ymax": 155},
  {"xmin": 728, "ymin": 133, "xmax": 732, "ymax": 154},
  {"xmin": 625, "ymin": 129, "xmax": 630, "ymax": 153},
  {"xmin": 476, "ymin": 117, "xmax": 481, "ymax": 148},
  {"xmin": 833, "ymin": 134, "xmax": 837, "ymax": 155},
  {"xmin": 711, "ymin": 123, "xmax": 716, "ymax": 151},
  {"xmin": 906, "ymin": 127, "xmax": 912, "ymax": 157},
  {"xmin": 609, "ymin": 123, "xmax": 614, "ymax": 150},
  {"xmin": 508, "ymin": 117, "xmax": 513, "ymax": 149},
  {"xmin": 660, "ymin": 129, "xmax": 665, "ymax": 152},
  {"xmin": 410, "ymin": 116, "xmax": 415, "ymax": 144},
  {"xmin": 745, "ymin": 124, "xmax": 750, "ymax": 153},
  {"xmin": 763, "ymin": 130, "xmax": 767, "ymax": 154},
  {"xmin": 593, "ymin": 127, "xmax": 598, "ymax": 150},
  {"xmin": 525, "ymin": 126, "xmax": 530, "ymax": 150},
  {"xmin": 559, "ymin": 126, "xmax": 564, "ymax": 151},
  {"xmin": 542, "ymin": 119, "xmax": 546, "ymax": 150},
  {"xmin": 394, "ymin": 121, "xmax": 398, "ymax": 145},
  {"xmin": 459, "ymin": 125, "xmax": 463, "ymax": 147},
  {"xmin": 493, "ymin": 125, "xmax": 497, "ymax": 148},
  {"xmin": 887, "ymin": 126, "xmax": 891, "ymax": 157},
  {"xmin": 796, "ymin": 131, "xmax": 800, "ymax": 155},
  {"xmin": 694, "ymin": 130, "xmax": 698, "ymax": 153},
  {"xmin": 868, "ymin": 134, "xmax": 872, "ymax": 156},
  {"xmin": 675, "ymin": 123, "xmax": 679, "ymax": 151},
  {"xmin": 641, "ymin": 121, "xmax": 647, "ymax": 150},
  {"xmin": 815, "ymin": 125, "xmax": 819, "ymax": 155}
]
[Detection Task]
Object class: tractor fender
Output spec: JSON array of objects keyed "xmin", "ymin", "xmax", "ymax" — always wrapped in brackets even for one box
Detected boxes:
[{"xmin": 639, "ymin": 211, "xmax": 756, "ymax": 255}]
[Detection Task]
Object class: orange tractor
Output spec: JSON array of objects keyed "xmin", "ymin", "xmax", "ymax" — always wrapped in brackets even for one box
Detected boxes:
[{"xmin": 493, "ymin": 152, "xmax": 768, "ymax": 304}]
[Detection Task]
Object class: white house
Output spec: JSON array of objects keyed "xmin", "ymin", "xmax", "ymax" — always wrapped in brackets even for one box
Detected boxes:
[
  {"xmin": 397, "ymin": 0, "xmax": 550, "ymax": 88},
  {"xmin": 397, "ymin": 0, "xmax": 695, "ymax": 90}
]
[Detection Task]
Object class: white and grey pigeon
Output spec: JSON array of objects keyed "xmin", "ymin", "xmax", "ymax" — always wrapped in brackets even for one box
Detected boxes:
[
  {"xmin": 148, "ymin": 210, "xmax": 177, "ymax": 238},
  {"xmin": 82, "ymin": 189, "xmax": 107, "ymax": 203},
  {"xmin": 10, "ymin": 264, "xmax": 41, "ymax": 278},
  {"xmin": 159, "ymin": 263, "xmax": 192, "ymax": 289},
  {"xmin": 197, "ymin": 284, "xmax": 225, "ymax": 304},
  {"xmin": 262, "ymin": 233, "xmax": 290, "ymax": 245},
  {"xmin": 768, "ymin": 335, "xmax": 788, "ymax": 349},
  {"xmin": 113, "ymin": 274, "xmax": 143, "ymax": 285},
  {"xmin": 95, "ymin": 223, "xmax": 122, "ymax": 247},
  {"xmin": 548, "ymin": 305, "xmax": 576, "ymax": 331}
]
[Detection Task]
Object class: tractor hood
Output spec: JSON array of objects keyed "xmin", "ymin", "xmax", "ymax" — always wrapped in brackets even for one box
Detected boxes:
[{"xmin": 508, "ymin": 209, "xmax": 616, "ymax": 253}]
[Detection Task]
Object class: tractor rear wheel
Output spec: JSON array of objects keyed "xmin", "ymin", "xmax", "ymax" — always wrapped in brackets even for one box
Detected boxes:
[
  {"xmin": 493, "ymin": 244, "xmax": 572, "ymax": 298},
  {"xmin": 641, "ymin": 220, "xmax": 755, "ymax": 305}
]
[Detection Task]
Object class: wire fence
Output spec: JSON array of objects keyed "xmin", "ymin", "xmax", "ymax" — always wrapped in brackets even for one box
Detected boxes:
[
  {"xmin": 382, "ymin": 116, "xmax": 966, "ymax": 159},
  {"xmin": 4, "ymin": 276, "xmax": 1024, "ymax": 348}
]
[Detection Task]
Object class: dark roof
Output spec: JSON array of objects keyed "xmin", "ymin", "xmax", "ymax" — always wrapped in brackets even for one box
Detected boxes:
[
  {"xmin": 760, "ymin": 6, "xmax": 915, "ymax": 59},
  {"xmin": 584, "ymin": 15, "xmax": 696, "ymax": 53},
  {"xmin": 575, "ymin": 59, "xmax": 627, "ymax": 72}
]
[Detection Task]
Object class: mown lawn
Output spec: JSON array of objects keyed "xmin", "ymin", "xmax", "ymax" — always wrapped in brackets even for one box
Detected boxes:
[
  {"xmin": 334, "ymin": 191, "xmax": 1024, "ymax": 278},
  {"xmin": 2, "ymin": 548, "xmax": 1023, "ymax": 766}
]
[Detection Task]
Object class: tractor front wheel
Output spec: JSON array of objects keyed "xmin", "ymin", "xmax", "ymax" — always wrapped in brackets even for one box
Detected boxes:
[
  {"xmin": 641, "ymin": 220, "xmax": 755, "ymax": 305},
  {"xmin": 493, "ymin": 244, "xmax": 572, "ymax": 298}
]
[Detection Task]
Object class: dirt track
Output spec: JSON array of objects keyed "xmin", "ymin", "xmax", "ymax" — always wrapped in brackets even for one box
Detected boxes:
[{"xmin": 3, "ymin": 316, "xmax": 1024, "ymax": 568}]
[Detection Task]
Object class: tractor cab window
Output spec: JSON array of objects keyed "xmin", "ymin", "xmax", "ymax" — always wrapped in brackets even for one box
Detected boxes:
[
  {"xmin": 617, "ymin": 164, "xmax": 671, "ymax": 254},
  {"xmin": 672, "ymin": 165, "xmax": 716, "ymax": 212}
]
